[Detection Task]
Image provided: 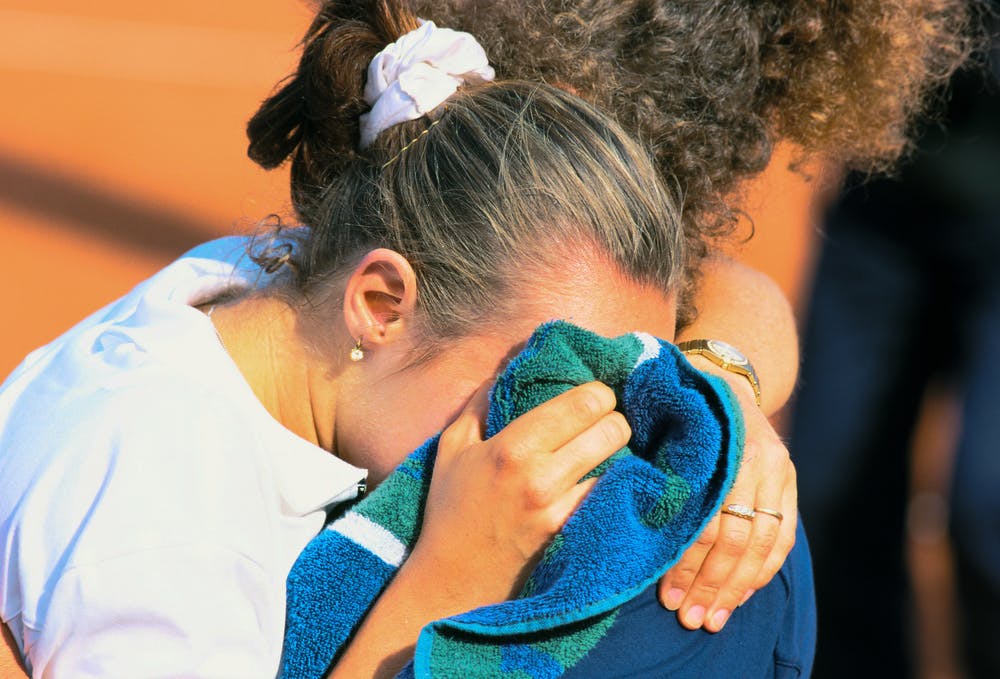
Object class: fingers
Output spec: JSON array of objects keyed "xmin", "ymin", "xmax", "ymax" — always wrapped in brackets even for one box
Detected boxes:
[
  {"xmin": 423, "ymin": 383, "xmax": 624, "ymax": 598},
  {"xmin": 528, "ymin": 410, "xmax": 630, "ymax": 502},
  {"xmin": 693, "ymin": 446, "xmax": 789, "ymax": 631},
  {"xmin": 658, "ymin": 515, "xmax": 719, "ymax": 610},
  {"xmin": 490, "ymin": 383, "xmax": 629, "ymax": 507},
  {"xmin": 675, "ymin": 503, "xmax": 757, "ymax": 631},
  {"xmin": 444, "ymin": 381, "xmax": 620, "ymax": 463},
  {"xmin": 500, "ymin": 382, "xmax": 619, "ymax": 458},
  {"xmin": 660, "ymin": 431, "xmax": 798, "ymax": 633},
  {"xmin": 440, "ymin": 381, "xmax": 628, "ymax": 508},
  {"xmin": 755, "ymin": 463, "xmax": 798, "ymax": 588},
  {"xmin": 543, "ymin": 476, "xmax": 600, "ymax": 535},
  {"xmin": 438, "ymin": 382, "xmax": 493, "ymax": 457}
]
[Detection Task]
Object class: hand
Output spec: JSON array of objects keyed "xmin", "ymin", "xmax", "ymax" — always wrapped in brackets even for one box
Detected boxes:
[
  {"xmin": 412, "ymin": 381, "xmax": 631, "ymax": 608},
  {"xmin": 328, "ymin": 381, "xmax": 631, "ymax": 679},
  {"xmin": 657, "ymin": 373, "xmax": 797, "ymax": 632}
]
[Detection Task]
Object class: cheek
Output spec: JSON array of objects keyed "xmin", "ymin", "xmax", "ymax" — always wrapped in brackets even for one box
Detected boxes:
[{"xmin": 348, "ymin": 378, "xmax": 480, "ymax": 486}]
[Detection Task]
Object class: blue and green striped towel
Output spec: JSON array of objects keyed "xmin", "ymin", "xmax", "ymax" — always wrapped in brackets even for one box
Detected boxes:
[{"xmin": 280, "ymin": 320, "xmax": 743, "ymax": 678}]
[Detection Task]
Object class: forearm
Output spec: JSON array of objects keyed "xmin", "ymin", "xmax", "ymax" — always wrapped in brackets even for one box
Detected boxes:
[
  {"xmin": 327, "ymin": 547, "xmax": 504, "ymax": 679},
  {"xmin": 676, "ymin": 255, "xmax": 798, "ymax": 415},
  {"xmin": 326, "ymin": 563, "xmax": 432, "ymax": 678}
]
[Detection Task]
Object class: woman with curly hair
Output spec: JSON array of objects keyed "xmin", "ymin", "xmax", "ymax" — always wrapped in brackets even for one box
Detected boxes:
[
  {"xmin": 412, "ymin": 0, "xmax": 972, "ymax": 640},
  {"xmin": 419, "ymin": 0, "xmax": 969, "ymax": 281}
]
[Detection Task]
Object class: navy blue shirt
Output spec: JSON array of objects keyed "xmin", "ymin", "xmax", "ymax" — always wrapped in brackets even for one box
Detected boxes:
[{"xmin": 565, "ymin": 521, "xmax": 816, "ymax": 678}]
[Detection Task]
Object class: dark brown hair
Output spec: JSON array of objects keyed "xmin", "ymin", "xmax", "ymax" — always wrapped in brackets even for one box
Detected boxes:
[
  {"xmin": 246, "ymin": 0, "xmax": 684, "ymax": 348},
  {"xmin": 414, "ymin": 0, "xmax": 973, "ymax": 319}
]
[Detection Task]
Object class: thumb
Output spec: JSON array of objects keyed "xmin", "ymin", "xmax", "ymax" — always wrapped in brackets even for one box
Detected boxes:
[{"xmin": 437, "ymin": 381, "xmax": 493, "ymax": 460}]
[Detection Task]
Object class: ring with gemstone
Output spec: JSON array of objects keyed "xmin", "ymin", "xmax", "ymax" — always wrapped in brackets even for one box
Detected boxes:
[{"xmin": 721, "ymin": 503, "xmax": 756, "ymax": 521}]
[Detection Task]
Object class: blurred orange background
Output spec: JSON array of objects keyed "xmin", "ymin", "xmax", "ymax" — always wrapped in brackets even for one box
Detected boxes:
[{"xmin": 0, "ymin": 1, "xmax": 305, "ymax": 375}]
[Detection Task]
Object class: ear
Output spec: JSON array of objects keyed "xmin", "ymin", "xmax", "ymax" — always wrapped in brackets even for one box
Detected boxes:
[{"xmin": 342, "ymin": 248, "xmax": 418, "ymax": 351}]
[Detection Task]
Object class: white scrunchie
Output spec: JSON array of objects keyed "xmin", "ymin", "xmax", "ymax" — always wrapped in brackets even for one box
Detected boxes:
[{"xmin": 358, "ymin": 19, "xmax": 495, "ymax": 149}]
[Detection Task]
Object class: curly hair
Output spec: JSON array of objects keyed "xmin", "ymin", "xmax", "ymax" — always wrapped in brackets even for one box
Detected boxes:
[{"xmin": 412, "ymin": 0, "xmax": 973, "ymax": 317}]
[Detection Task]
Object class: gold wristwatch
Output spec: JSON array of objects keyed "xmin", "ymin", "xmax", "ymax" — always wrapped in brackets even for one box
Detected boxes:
[{"xmin": 676, "ymin": 339, "xmax": 762, "ymax": 406}]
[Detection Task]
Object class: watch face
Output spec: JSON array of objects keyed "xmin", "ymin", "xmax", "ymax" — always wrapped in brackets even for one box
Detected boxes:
[{"xmin": 706, "ymin": 339, "xmax": 748, "ymax": 366}]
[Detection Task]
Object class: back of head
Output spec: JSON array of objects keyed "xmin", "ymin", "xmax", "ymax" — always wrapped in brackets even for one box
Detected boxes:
[
  {"xmin": 416, "ymin": 0, "xmax": 972, "ymax": 214},
  {"xmin": 245, "ymin": 0, "xmax": 683, "ymax": 349},
  {"xmin": 415, "ymin": 0, "xmax": 974, "ymax": 315}
]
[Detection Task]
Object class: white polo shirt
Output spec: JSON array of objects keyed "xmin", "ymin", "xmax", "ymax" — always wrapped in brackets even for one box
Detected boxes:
[{"xmin": 0, "ymin": 237, "xmax": 366, "ymax": 678}]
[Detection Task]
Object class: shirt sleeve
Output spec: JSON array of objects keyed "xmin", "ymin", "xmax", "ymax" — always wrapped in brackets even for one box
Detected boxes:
[{"xmin": 24, "ymin": 544, "xmax": 283, "ymax": 679}]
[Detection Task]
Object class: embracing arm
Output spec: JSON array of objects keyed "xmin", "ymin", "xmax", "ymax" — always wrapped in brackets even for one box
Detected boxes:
[
  {"xmin": 662, "ymin": 254, "xmax": 799, "ymax": 632},
  {"xmin": 677, "ymin": 254, "xmax": 798, "ymax": 415}
]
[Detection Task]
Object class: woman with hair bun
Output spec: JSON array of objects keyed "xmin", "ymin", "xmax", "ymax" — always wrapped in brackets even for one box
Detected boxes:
[{"xmin": 0, "ymin": 1, "xmax": 813, "ymax": 677}]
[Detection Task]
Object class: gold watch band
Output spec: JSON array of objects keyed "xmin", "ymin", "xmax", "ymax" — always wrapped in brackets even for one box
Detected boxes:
[{"xmin": 676, "ymin": 339, "xmax": 762, "ymax": 406}]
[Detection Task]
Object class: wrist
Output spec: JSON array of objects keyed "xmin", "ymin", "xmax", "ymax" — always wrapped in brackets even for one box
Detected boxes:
[
  {"xmin": 684, "ymin": 354, "xmax": 760, "ymax": 406},
  {"xmin": 676, "ymin": 339, "xmax": 762, "ymax": 407},
  {"xmin": 405, "ymin": 538, "xmax": 515, "ymax": 612}
]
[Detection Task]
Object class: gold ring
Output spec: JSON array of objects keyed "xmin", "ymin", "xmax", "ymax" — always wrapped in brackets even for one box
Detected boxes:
[
  {"xmin": 754, "ymin": 507, "xmax": 784, "ymax": 522},
  {"xmin": 721, "ymin": 503, "xmax": 756, "ymax": 521}
]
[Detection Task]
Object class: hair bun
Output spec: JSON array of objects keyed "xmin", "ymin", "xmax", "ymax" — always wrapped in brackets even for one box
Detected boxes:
[
  {"xmin": 358, "ymin": 19, "xmax": 494, "ymax": 147},
  {"xmin": 246, "ymin": 1, "xmax": 421, "ymax": 212}
]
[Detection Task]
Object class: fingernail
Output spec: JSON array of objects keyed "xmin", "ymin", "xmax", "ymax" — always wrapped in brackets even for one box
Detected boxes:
[
  {"xmin": 684, "ymin": 605, "xmax": 706, "ymax": 628},
  {"xmin": 664, "ymin": 588, "xmax": 685, "ymax": 610},
  {"xmin": 740, "ymin": 589, "xmax": 755, "ymax": 606},
  {"xmin": 711, "ymin": 608, "xmax": 731, "ymax": 631}
]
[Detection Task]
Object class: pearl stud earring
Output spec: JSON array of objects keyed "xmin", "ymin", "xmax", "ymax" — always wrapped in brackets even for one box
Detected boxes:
[{"xmin": 350, "ymin": 337, "xmax": 364, "ymax": 362}]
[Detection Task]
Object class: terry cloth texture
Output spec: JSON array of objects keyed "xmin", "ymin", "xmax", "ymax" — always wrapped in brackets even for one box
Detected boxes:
[{"xmin": 280, "ymin": 320, "xmax": 744, "ymax": 678}]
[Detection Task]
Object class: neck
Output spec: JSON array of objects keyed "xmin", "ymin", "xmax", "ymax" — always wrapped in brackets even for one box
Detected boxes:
[{"xmin": 208, "ymin": 295, "xmax": 340, "ymax": 451}]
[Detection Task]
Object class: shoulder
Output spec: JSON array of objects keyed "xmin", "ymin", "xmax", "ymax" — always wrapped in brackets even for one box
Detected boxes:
[
  {"xmin": 1, "ymin": 359, "xmax": 271, "ymax": 531},
  {"xmin": 0, "ymin": 371, "xmax": 295, "ymax": 678},
  {"xmin": 565, "ymin": 524, "xmax": 816, "ymax": 678},
  {"xmin": 1, "ymin": 350, "xmax": 253, "ymax": 490},
  {"xmin": 20, "ymin": 541, "xmax": 284, "ymax": 678},
  {"xmin": 0, "ymin": 358, "xmax": 278, "ymax": 614}
]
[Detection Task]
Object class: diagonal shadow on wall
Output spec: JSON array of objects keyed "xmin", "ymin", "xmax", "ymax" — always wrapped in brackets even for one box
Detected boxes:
[{"xmin": 0, "ymin": 152, "xmax": 226, "ymax": 258}]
